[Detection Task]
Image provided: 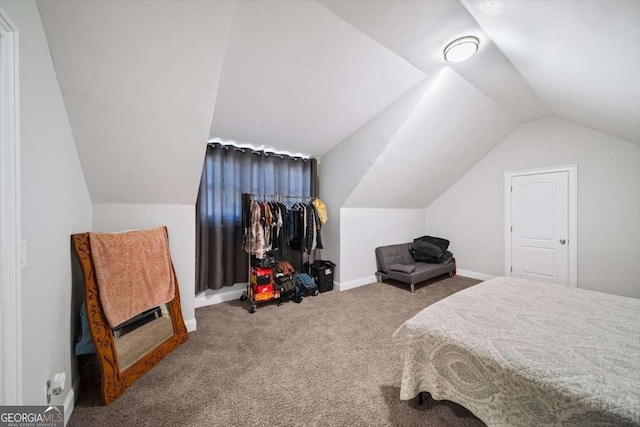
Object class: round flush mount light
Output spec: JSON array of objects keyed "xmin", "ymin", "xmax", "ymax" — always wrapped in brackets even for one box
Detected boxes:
[{"xmin": 443, "ymin": 36, "xmax": 479, "ymax": 62}]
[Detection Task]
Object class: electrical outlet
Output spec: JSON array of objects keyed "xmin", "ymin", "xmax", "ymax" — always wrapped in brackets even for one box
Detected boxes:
[{"xmin": 52, "ymin": 372, "xmax": 66, "ymax": 395}]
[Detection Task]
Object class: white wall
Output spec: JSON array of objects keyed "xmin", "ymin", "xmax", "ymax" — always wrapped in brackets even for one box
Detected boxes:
[
  {"xmin": 92, "ymin": 204, "xmax": 196, "ymax": 330},
  {"xmin": 339, "ymin": 208, "xmax": 426, "ymax": 287},
  {"xmin": 345, "ymin": 67, "xmax": 517, "ymax": 208},
  {"xmin": 323, "ymin": 69, "xmax": 516, "ymax": 286},
  {"xmin": 319, "ymin": 78, "xmax": 433, "ymax": 281},
  {"xmin": 424, "ymin": 117, "xmax": 640, "ymax": 298},
  {"xmin": 195, "ymin": 283, "xmax": 246, "ymax": 308},
  {"xmin": 3, "ymin": 0, "xmax": 93, "ymax": 406},
  {"xmin": 37, "ymin": 0, "xmax": 235, "ymax": 204}
]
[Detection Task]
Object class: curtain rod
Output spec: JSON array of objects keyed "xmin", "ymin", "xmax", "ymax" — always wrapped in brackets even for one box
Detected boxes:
[
  {"xmin": 209, "ymin": 142, "xmax": 311, "ymax": 160},
  {"xmin": 243, "ymin": 192, "xmax": 315, "ymax": 200}
]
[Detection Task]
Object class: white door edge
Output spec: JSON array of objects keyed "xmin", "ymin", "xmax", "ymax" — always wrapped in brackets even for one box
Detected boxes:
[
  {"xmin": 504, "ymin": 165, "xmax": 577, "ymax": 287},
  {"xmin": 0, "ymin": 7, "xmax": 22, "ymax": 406}
]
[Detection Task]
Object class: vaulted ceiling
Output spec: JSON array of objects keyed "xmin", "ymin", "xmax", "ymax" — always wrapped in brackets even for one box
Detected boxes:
[
  {"xmin": 38, "ymin": 0, "xmax": 639, "ymax": 206},
  {"xmin": 209, "ymin": 0, "xmax": 424, "ymax": 156},
  {"xmin": 319, "ymin": 0, "xmax": 549, "ymax": 123},
  {"xmin": 344, "ymin": 67, "xmax": 517, "ymax": 209},
  {"xmin": 38, "ymin": 0, "xmax": 235, "ymax": 204},
  {"xmin": 463, "ymin": 0, "xmax": 640, "ymax": 144}
]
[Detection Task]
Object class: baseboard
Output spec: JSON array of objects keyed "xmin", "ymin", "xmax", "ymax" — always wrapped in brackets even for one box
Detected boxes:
[
  {"xmin": 63, "ymin": 376, "xmax": 80, "ymax": 426},
  {"xmin": 195, "ymin": 284, "xmax": 246, "ymax": 309},
  {"xmin": 184, "ymin": 318, "xmax": 197, "ymax": 332},
  {"xmin": 335, "ymin": 275, "xmax": 377, "ymax": 292},
  {"xmin": 456, "ymin": 269, "xmax": 494, "ymax": 281}
]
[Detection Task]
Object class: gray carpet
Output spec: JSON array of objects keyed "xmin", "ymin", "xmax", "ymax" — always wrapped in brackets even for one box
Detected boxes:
[{"xmin": 69, "ymin": 276, "xmax": 486, "ymax": 427}]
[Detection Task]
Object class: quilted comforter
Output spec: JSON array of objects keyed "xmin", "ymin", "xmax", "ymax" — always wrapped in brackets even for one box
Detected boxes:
[{"xmin": 393, "ymin": 276, "xmax": 640, "ymax": 426}]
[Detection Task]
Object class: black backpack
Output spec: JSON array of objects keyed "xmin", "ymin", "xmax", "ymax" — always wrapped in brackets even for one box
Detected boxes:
[
  {"xmin": 275, "ymin": 275, "xmax": 302, "ymax": 304},
  {"xmin": 410, "ymin": 236, "xmax": 453, "ymax": 264}
]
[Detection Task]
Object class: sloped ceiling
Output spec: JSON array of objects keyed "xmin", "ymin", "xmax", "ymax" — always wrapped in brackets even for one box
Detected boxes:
[
  {"xmin": 321, "ymin": 77, "xmax": 435, "ymax": 210},
  {"xmin": 317, "ymin": 77, "xmax": 434, "ymax": 279},
  {"xmin": 209, "ymin": 0, "xmax": 425, "ymax": 157},
  {"xmin": 39, "ymin": 0, "xmax": 637, "ymax": 208},
  {"xmin": 344, "ymin": 67, "xmax": 517, "ymax": 208},
  {"xmin": 463, "ymin": 0, "xmax": 640, "ymax": 144},
  {"xmin": 319, "ymin": 0, "xmax": 549, "ymax": 123},
  {"xmin": 38, "ymin": 0, "xmax": 234, "ymax": 203}
]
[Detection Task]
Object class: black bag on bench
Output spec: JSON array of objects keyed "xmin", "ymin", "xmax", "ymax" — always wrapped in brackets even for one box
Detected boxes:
[{"xmin": 410, "ymin": 236, "xmax": 453, "ymax": 264}]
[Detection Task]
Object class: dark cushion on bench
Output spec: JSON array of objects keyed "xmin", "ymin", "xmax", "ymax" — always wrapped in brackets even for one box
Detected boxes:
[{"xmin": 389, "ymin": 263, "xmax": 417, "ymax": 274}]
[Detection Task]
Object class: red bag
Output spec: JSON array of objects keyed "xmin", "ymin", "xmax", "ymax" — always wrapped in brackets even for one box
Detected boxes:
[{"xmin": 276, "ymin": 261, "xmax": 295, "ymax": 276}]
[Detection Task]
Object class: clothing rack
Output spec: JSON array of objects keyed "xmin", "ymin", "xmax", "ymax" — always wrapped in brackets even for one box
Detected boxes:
[
  {"xmin": 242, "ymin": 192, "xmax": 321, "ymax": 269},
  {"xmin": 241, "ymin": 192, "xmax": 322, "ymax": 312}
]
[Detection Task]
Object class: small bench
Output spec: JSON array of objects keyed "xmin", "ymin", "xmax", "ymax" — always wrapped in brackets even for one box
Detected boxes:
[{"xmin": 375, "ymin": 243, "xmax": 455, "ymax": 294}]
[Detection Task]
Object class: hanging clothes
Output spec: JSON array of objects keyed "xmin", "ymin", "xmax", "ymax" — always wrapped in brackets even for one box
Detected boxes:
[
  {"xmin": 305, "ymin": 204, "xmax": 315, "ymax": 253},
  {"xmin": 312, "ymin": 198, "xmax": 328, "ymax": 224},
  {"xmin": 244, "ymin": 201, "xmax": 266, "ymax": 259},
  {"xmin": 244, "ymin": 197, "xmax": 324, "ymax": 258},
  {"xmin": 288, "ymin": 204, "xmax": 304, "ymax": 251},
  {"xmin": 311, "ymin": 203, "xmax": 324, "ymax": 250},
  {"xmin": 262, "ymin": 202, "xmax": 272, "ymax": 252},
  {"xmin": 275, "ymin": 202, "xmax": 286, "ymax": 256}
]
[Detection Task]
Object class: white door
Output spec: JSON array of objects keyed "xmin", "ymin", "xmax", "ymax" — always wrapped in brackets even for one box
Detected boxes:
[{"xmin": 510, "ymin": 171, "xmax": 569, "ymax": 285}]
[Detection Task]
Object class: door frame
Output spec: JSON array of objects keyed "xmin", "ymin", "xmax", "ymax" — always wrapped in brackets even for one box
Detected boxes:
[
  {"xmin": 504, "ymin": 165, "xmax": 578, "ymax": 287},
  {"xmin": 0, "ymin": 7, "xmax": 22, "ymax": 405}
]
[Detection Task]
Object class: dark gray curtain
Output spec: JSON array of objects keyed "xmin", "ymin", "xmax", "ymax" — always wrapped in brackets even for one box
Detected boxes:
[{"xmin": 196, "ymin": 143, "xmax": 318, "ymax": 292}]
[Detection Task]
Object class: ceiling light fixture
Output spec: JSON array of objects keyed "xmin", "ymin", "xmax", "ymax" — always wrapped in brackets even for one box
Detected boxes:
[{"xmin": 443, "ymin": 36, "xmax": 479, "ymax": 62}]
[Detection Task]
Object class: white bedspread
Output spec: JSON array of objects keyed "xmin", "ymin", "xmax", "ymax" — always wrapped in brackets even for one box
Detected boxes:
[{"xmin": 393, "ymin": 276, "xmax": 640, "ymax": 426}]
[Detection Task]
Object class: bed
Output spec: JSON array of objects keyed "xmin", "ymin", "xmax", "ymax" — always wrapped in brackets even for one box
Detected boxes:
[{"xmin": 392, "ymin": 276, "xmax": 640, "ymax": 426}]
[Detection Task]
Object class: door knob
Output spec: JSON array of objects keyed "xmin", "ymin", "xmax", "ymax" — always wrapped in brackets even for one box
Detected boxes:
[{"xmin": 559, "ymin": 239, "xmax": 566, "ymax": 245}]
